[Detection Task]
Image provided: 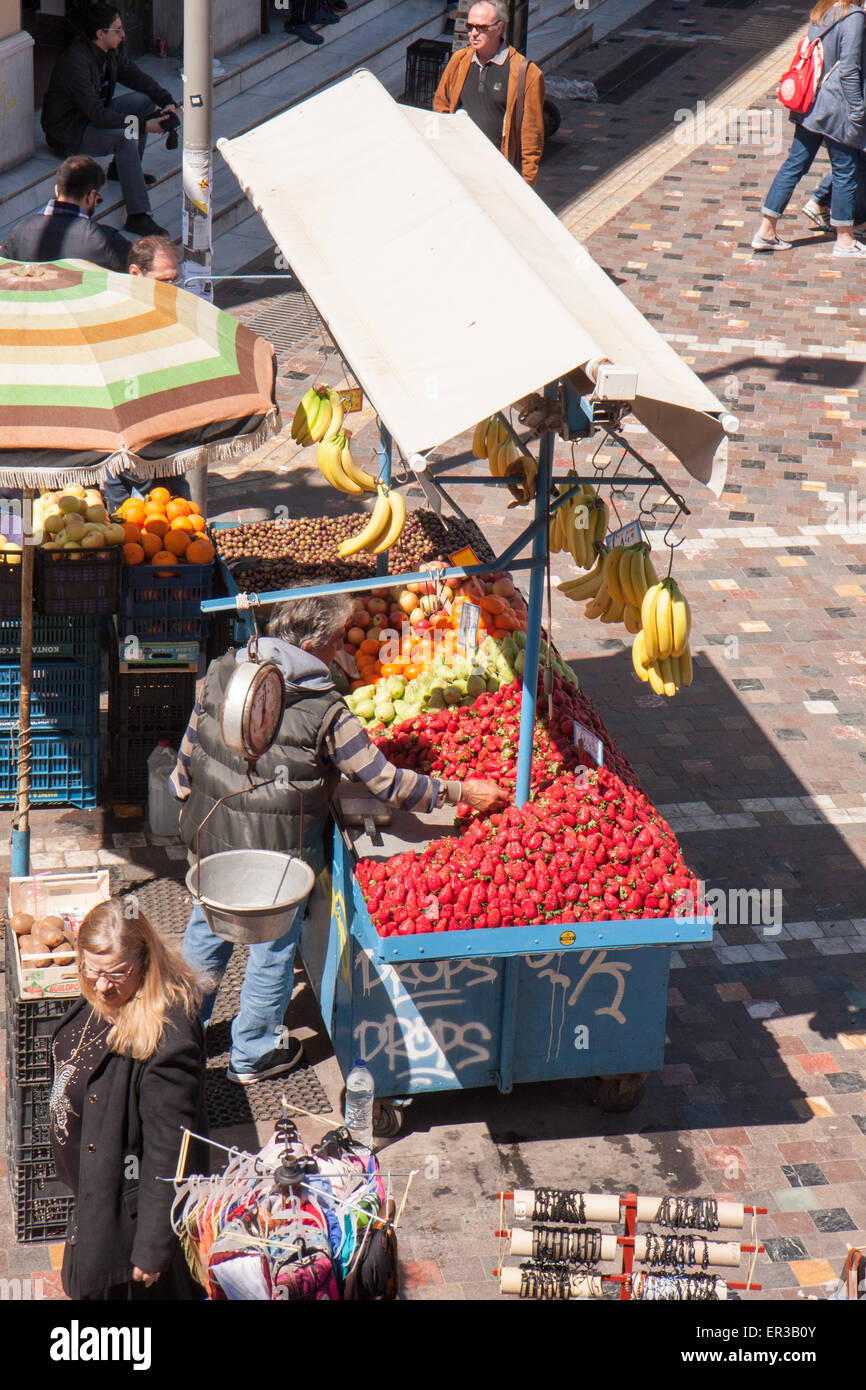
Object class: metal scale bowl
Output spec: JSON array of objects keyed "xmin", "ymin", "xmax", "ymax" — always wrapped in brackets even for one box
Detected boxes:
[{"xmin": 185, "ymin": 641, "xmax": 314, "ymax": 944}]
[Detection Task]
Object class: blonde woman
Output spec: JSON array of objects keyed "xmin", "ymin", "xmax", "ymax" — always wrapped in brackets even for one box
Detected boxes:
[
  {"xmin": 753, "ymin": 0, "xmax": 866, "ymax": 256},
  {"xmin": 49, "ymin": 899, "xmax": 207, "ymax": 1300}
]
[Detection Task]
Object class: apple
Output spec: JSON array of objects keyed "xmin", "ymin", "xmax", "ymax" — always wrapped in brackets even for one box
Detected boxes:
[
  {"xmin": 409, "ymin": 608, "xmax": 423, "ymax": 625},
  {"xmin": 347, "ymin": 627, "xmax": 367, "ymax": 646},
  {"xmin": 85, "ymin": 504, "xmax": 108, "ymax": 525},
  {"xmin": 398, "ymin": 591, "xmax": 416, "ymax": 615},
  {"xmin": 349, "ymin": 610, "xmax": 370, "ymax": 629},
  {"xmin": 366, "ymin": 597, "xmax": 387, "ymax": 615},
  {"xmin": 369, "ymin": 613, "xmax": 387, "ymax": 629}
]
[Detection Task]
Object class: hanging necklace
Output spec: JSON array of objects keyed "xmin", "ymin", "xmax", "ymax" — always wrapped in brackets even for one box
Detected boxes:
[{"xmin": 50, "ymin": 1008, "xmax": 110, "ymax": 1145}]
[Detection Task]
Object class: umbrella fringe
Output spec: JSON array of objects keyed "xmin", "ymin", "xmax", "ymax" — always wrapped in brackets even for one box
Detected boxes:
[{"xmin": 0, "ymin": 410, "xmax": 282, "ymax": 489}]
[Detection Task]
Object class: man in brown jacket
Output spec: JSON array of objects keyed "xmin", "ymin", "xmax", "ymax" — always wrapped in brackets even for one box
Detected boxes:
[{"xmin": 433, "ymin": 0, "xmax": 545, "ymax": 186}]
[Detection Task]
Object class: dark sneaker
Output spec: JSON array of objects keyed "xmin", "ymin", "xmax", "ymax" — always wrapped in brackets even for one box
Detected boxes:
[
  {"xmin": 107, "ymin": 160, "xmax": 157, "ymax": 187},
  {"xmin": 124, "ymin": 213, "xmax": 169, "ymax": 237},
  {"xmin": 317, "ymin": 6, "xmax": 341, "ymax": 22},
  {"xmin": 285, "ymin": 21, "xmax": 324, "ymax": 44},
  {"xmin": 226, "ymin": 1039, "xmax": 305, "ymax": 1085}
]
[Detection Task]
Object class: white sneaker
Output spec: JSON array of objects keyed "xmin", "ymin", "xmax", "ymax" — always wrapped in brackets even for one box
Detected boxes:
[
  {"xmin": 802, "ymin": 200, "xmax": 831, "ymax": 232},
  {"xmin": 832, "ymin": 241, "xmax": 866, "ymax": 258},
  {"xmin": 751, "ymin": 234, "xmax": 792, "ymax": 251}
]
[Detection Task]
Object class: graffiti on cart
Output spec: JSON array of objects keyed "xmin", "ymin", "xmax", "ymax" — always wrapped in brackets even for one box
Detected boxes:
[
  {"xmin": 354, "ymin": 950, "xmax": 495, "ymax": 1084},
  {"xmin": 525, "ymin": 950, "xmax": 632, "ymax": 1063},
  {"xmin": 353, "ymin": 1014, "xmax": 493, "ymax": 1086}
]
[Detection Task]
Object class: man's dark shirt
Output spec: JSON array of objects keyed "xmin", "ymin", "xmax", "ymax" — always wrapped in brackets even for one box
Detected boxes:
[
  {"xmin": 458, "ymin": 55, "xmax": 509, "ymax": 146},
  {"xmin": 1, "ymin": 201, "xmax": 131, "ymax": 273}
]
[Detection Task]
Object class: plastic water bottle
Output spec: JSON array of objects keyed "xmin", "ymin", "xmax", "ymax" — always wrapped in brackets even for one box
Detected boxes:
[
  {"xmin": 344, "ymin": 1060, "xmax": 375, "ymax": 1148},
  {"xmin": 147, "ymin": 741, "xmax": 180, "ymax": 836}
]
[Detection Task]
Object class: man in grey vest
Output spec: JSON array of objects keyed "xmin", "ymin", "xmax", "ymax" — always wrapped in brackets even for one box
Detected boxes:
[{"xmin": 172, "ymin": 594, "xmax": 507, "ymax": 1085}]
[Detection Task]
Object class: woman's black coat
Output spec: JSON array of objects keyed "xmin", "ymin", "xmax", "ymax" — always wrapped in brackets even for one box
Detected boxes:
[{"xmin": 50, "ymin": 996, "xmax": 208, "ymax": 1299}]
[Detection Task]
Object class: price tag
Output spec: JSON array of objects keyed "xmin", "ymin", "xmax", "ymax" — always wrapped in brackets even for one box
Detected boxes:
[
  {"xmin": 457, "ymin": 601, "xmax": 480, "ymax": 651},
  {"xmin": 573, "ymin": 719, "xmax": 604, "ymax": 767},
  {"xmin": 339, "ymin": 387, "xmax": 364, "ymax": 413},
  {"xmin": 608, "ymin": 520, "xmax": 643, "ymax": 549},
  {"xmin": 450, "ymin": 546, "xmax": 480, "ymax": 569}
]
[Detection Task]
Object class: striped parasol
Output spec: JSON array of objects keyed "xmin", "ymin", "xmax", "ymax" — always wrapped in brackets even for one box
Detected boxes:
[{"xmin": 0, "ymin": 257, "xmax": 280, "ymax": 487}]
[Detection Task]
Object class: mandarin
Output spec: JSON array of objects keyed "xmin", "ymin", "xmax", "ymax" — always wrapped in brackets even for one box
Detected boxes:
[
  {"xmin": 188, "ymin": 514, "xmax": 206, "ymax": 533},
  {"xmin": 186, "ymin": 501, "xmax": 201, "ymax": 515},
  {"xmin": 123, "ymin": 542, "xmax": 145, "ymax": 565},
  {"xmin": 148, "ymin": 487, "xmax": 172, "ymax": 506},
  {"xmin": 170, "ymin": 516, "xmax": 195, "ymax": 533},
  {"xmin": 121, "ymin": 522, "xmax": 142, "ymax": 545},
  {"xmin": 163, "ymin": 530, "xmax": 189, "ymax": 557},
  {"xmin": 185, "ymin": 538, "xmax": 215, "ymax": 564},
  {"xmin": 165, "ymin": 499, "xmax": 190, "ymax": 520},
  {"xmin": 141, "ymin": 516, "xmax": 169, "ymax": 539},
  {"xmin": 151, "ymin": 550, "xmax": 176, "ymax": 565},
  {"xmin": 141, "ymin": 533, "xmax": 162, "ymax": 558},
  {"xmin": 122, "ymin": 499, "xmax": 147, "ymax": 526}
]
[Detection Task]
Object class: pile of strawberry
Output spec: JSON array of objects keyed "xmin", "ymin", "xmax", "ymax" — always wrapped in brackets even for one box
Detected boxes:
[
  {"xmin": 370, "ymin": 672, "xmax": 638, "ymax": 799},
  {"xmin": 356, "ymin": 765, "xmax": 700, "ymax": 936}
]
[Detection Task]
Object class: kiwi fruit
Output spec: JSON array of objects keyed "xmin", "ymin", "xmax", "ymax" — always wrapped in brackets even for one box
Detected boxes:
[
  {"xmin": 32, "ymin": 922, "xmax": 65, "ymax": 950},
  {"xmin": 9, "ymin": 913, "xmax": 34, "ymax": 935},
  {"xmin": 18, "ymin": 935, "xmax": 52, "ymax": 967},
  {"xmin": 36, "ymin": 915, "xmax": 66, "ymax": 935},
  {"xmin": 52, "ymin": 944, "xmax": 76, "ymax": 966}
]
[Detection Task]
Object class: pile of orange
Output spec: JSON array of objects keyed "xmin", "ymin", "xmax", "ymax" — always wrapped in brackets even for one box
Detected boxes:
[{"xmin": 114, "ymin": 488, "xmax": 215, "ymax": 567}]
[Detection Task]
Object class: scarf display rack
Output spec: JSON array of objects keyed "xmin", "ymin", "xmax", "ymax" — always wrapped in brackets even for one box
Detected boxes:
[{"xmin": 494, "ymin": 1188, "xmax": 766, "ymax": 1300}]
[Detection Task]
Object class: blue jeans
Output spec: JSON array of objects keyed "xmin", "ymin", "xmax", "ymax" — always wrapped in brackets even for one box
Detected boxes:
[
  {"xmin": 77, "ymin": 91, "xmax": 155, "ymax": 218},
  {"xmin": 763, "ymin": 124, "xmax": 859, "ymax": 226},
  {"xmin": 812, "ymin": 150, "xmax": 866, "ymax": 224},
  {"xmin": 182, "ymin": 900, "xmax": 304, "ymax": 1071}
]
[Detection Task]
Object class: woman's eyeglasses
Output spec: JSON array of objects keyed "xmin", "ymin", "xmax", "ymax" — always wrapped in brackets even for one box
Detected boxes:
[{"xmin": 81, "ymin": 962, "xmax": 137, "ymax": 985}]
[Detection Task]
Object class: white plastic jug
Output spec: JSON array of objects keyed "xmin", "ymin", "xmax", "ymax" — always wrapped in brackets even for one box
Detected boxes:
[{"xmin": 147, "ymin": 741, "xmax": 180, "ymax": 836}]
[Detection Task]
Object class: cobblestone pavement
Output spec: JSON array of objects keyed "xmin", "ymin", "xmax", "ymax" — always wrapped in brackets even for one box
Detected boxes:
[{"xmin": 3, "ymin": 0, "xmax": 866, "ymax": 1304}]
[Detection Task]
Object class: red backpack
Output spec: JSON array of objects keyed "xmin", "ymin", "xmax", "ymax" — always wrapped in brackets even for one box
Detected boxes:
[{"xmin": 778, "ymin": 32, "xmax": 826, "ymax": 113}]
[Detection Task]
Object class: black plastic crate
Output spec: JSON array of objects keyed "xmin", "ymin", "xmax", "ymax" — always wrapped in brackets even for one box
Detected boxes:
[
  {"xmin": 404, "ymin": 38, "xmax": 452, "ymax": 109},
  {"xmin": 108, "ymin": 725, "xmax": 189, "ymax": 802},
  {"xmin": 108, "ymin": 654, "xmax": 197, "ymax": 740},
  {"xmin": 120, "ymin": 560, "xmax": 213, "ymax": 641},
  {"xmin": 0, "ymin": 660, "xmax": 99, "ymax": 734},
  {"xmin": 10, "ymin": 1157, "xmax": 72, "ymax": 1244},
  {"xmin": 0, "ymin": 551, "xmax": 22, "ymax": 620},
  {"xmin": 5, "ymin": 963, "xmax": 69, "ymax": 1084},
  {"xmin": 5, "ymin": 1077, "xmax": 53, "ymax": 1164},
  {"xmin": 35, "ymin": 546, "xmax": 122, "ymax": 617},
  {"xmin": 0, "ymin": 614, "xmax": 102, "ymax": 663}
]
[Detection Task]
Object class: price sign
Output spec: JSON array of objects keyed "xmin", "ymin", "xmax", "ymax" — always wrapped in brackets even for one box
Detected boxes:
[
  {"xmin": 449, "ymin": 546, "xmax": 480, "ymax": 569},
  {"xmin": 457, "ymin": 601, "xmax": 481, "ymax": 651},
  {"xmin": 573, "ymin": 719, "xmax": 604, "ymax": 767},
  {"xmin": 339, "ymin": 387, "xmax": 364, "ymax": 413},
  {"xmin": 608, "ymin": 520, "xmax": 643, "ymax": 549}
]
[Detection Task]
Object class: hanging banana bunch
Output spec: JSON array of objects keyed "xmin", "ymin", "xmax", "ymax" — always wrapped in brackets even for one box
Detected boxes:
[
  {"xmin": 632, "ymin": 577, "xmax": 693, "ymax": 696},
  {"xmin": 291, "ymin": 385, "xmax": 345, "ymax": 446},
  {"xmin": 549, "ymin": 476, "xmax": 609, "ymax": 570},
  {"xmin": 315, "ymin": 429, "xmax": 378, "ymax": 494},
  {"xmin": 337, "ymin": 483, "xmax": 406, "ymax": 558}
]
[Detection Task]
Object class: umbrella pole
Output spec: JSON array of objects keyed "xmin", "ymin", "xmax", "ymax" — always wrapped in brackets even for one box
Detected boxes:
[{"xmin": 11, "ymin": 488, "xmax": 33, "ymax": 878}]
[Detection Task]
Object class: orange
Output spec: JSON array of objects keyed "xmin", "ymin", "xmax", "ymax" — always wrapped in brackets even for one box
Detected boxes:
[
  {"xmin": 121, "ymin": 521, "xmax": 142, "ymax": 545},
  {"xmin": 123, "ymin": 542, "xmax": 145, "ymax": 565},
  {"xmin": 151, "ymin": 550, "xmax": 176, "ymax": 565},
  {"xmin": 141, "ymin": 515, "xmax": 169, "ymax": 539},
  {"xmin": 185, "ymin": 537, "xmax": 215, "ymax": 565},
  {"xmin": 165, "ymin": 499, "xmax": 190, "ymax": 520},
  {"xmin": 170, "ymin": 516, "xmax": 195, "ymax": 533},
  {"xmin": 186, "ymin": 501, "xmax": 201, "ymax": 515},
  {"xmin": 188, "ymin": 514, "xmax": 206, "ymax": 533},
  {"xmin": 141, "ymin": 533, "xmax": 162, "ymax": 558},
  {"xmin": 163, "ymin": 529, "xmax": 189, "ymax": 557},
  {"xmin": 148, "ymin": 487, "xmax": 172, "ymax": 506},
  {"xmin": 122, "ymin": 499, "xmax": 146, "ymax": 526}
]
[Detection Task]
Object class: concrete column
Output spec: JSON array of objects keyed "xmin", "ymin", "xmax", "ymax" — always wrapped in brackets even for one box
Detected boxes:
[{"xmin": 0, "ymin": 24, "xmax": 34, "ymax": 174}]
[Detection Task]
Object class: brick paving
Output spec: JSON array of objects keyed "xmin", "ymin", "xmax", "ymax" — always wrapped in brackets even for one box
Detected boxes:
[{"xmin": 3, "ymin": 0, "xmax": 866, "ymax": 1304}]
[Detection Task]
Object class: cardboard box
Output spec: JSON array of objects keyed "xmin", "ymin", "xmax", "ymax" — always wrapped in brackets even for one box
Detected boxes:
[{"xmin": 8, "ymin": 871, "xmax": 110, "ymax": 999}]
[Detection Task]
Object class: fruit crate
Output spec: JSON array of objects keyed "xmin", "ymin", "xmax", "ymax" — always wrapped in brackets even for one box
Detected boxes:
[
  {"xmin": 8, "ymin": 870, "xmax": 107, "ymax": 998},
  {"xmin": 9, "ymin": 1156, "xmax": 72, "ymax": 1244},
  {"xmin": 0, "ymin": 614, "xmax": 102, "ymax": 663},
  {"xmin": 5, "ymin": 1074, "xmax": 53, "ymax": 1164},
  {"xmin": 0, "ymin": 661, "xmax": 99, "ymax": 734},
  {"xmin": 0, "ymin": 731, "xmax": 99, "ymax": 809},
  {"xmin": 108, "ymin": 651, "xmax": 197, "ymax": 738},
  {"xmin": 0, "ymin": 551, "xmax": 22, "ymax": 620},
  {"xmin": 403, "ymin": 38, "xmax": 452, "ymax": 109},
  {"xmin": 34, "ymin": 546, "xmax": 122, "ymax": 617},
  {"xmin": 5, "ymin": 960, "xmax": 69, "ymax": 1083},
  {"xmin": 120, "ymin": 560, "xmax": 214, "ymax": 641}
]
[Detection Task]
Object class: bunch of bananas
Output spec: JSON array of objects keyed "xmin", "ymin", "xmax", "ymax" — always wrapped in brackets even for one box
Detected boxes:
[
  {"xmin": 337, "ymin": 484, "xmax": 406, "ymax": 558},
  {"xmin": 631, "ymin": 578, "xmax": 693, "ymax": 696},
  {"xmin": 315, "ymin": 430, "xmax": 378, "ymax": 495},
  {"xmin": 559, "ymin": 540, "xmax": 659, "ymax": 631},
  {"xmin": 291, "ymin": 386, "xmax": 344, "ymax": 446},
  {"xmin": 549, "ymin": 478, "xmax": 609, "ymax": 569},
  {"xmin": 472, "ymin": 415, "xmax": 538, "ymax": 503}
]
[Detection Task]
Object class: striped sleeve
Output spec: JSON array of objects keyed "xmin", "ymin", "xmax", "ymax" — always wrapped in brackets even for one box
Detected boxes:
[
  {"xmin": 325, "ymin": 707, "xmax": 463, "ymax": 811},
  {"xmin": 169, "ymin": 685, "xmax": 204, "ymax": 801}
]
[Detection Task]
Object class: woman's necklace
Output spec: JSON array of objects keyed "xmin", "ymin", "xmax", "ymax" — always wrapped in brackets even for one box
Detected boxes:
[{"xmin": 50, "ymin": 1008, "xmax": 110, "ymax": 1145}]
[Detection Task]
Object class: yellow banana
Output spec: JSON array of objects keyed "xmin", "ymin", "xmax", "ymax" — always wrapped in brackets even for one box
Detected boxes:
[
  {"xmin": 322, "ymin": 389, "xmax": 344, "ymax": 441},
  {"xmin": 604, "ymin": 547, "xmax": 625, "ymax": 606},
  {"xmin": 372, "ymin": 487, "xmax": 406, "ymax": 554},
  {"xmin": 316, "ymin": 436, "xmax": 361, "ymax": 494},
  {"xmin": 679, "ymin": 646, "xmax": 693, "ymax": 688},
  {"xmin": 291, "ymin": 387, "xmax": 319, "ymax": 442},
  {"xmin": 600, "ymin": 599, "xmax": 625, "ymax": 625},
  {"xmin": 337, "ymin": 433, "xmax": 378, "ymax": 492},
  {"xmin": 654, "ymin": 581, "xmax": 674, "ymax": 661},
  {"xmin": 658, "ymin": 654, "xmax": 678, "ymax": 698},
  {"xmin": 670, "ymin": 579, "xmax": 692, "ymax": 658},
  {"xmin": 585, "ymin": 584, "xmax": 612, "ymax": 621},
  {"xmin": 623, "ymin": 604, "xmax": 642, "ymax": 635},
  {"xmin": 338, "ymin": 486, "xmax": 392, "ymax": 557},
  {"xmin": 646, "ymin": 659, "xmax": 666, "ymax": 697},
  {"xmin": 558, "ymin": 550, "xmax": 606, "ymax": 599},
  {"xmin": 472, "ymin": 419, "xmax": 490, "ymax": 459},
  {"xmin": 629, "ymin": 544, "xmax": 649, "ymax": 607},
  {"xmin": 632, "ymin": 630, "xmax": 650, "ymax": 681},
  {"xmin": 641, "ymin": 582, "xmax": 663, "ymax": 661}
]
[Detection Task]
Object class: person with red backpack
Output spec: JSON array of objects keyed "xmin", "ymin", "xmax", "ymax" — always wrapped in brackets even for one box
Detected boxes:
[{"xmin": 753, "ymin": 0, "xmax": 866, "ymax": 256}]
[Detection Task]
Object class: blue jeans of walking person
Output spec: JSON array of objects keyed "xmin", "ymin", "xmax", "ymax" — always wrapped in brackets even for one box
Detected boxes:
[
  {"xmin": 810, "ymin": 149, "xmax": 866, "ymax": 225},
  {"xmin": 182, "ymin": 900, "xmax": 304, "ymax": 1073},
  {"xmin": 77, "ymin": 91, "xmax": 155, "ymax": 219},
  {"xmin": 763, "ymin": 124, "xmax": 859, "ymax": 226}
]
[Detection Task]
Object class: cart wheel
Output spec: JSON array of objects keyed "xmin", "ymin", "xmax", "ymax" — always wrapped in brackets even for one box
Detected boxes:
[
  {"xmin": 372, "ymin": 1099, "xmax": 404, "ymax": 1138},
  {"xmin": 594, "ymin": 1073, "xmax": 647, "ymax": 1113},
  {"xmin": 543, "ymin": 99, "xmax": 562, "ymax": 140}
]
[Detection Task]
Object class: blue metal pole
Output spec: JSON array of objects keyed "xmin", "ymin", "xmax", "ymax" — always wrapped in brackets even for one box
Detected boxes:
[
  {"xmin": 514, "ymin": 385, "xmax": 555, "ymax": 808},
  {"xmin": 376, "ymin": 424, "xmax": 392, "ymax": 578},
  {"xmin": 11, "ymin": 829, "xmax": 30, "ymax": 878}
]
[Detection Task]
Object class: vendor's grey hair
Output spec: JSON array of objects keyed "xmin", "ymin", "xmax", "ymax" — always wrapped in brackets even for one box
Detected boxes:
[
  {"xmin": 266, "ymin": 593, "xmax": 354, "ymax": 649},
  {"xmin": 469, "ymin": 0, "xmax": 507, "ymax": 25}
]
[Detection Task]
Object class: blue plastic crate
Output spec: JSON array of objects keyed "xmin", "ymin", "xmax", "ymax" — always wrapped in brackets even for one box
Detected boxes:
[
  {"xmin": 0, "ymin": 615, "xmax": 102, "ymax": 664},
  {"xmin": 0, "ymin": 732, "xmax": 98, "ymax": 807},
  {"xmin": 120, "ymin": 561, "xmax": 213, "ymax": 641},
  {"xmin": 0, "ymin": 662, "xmax": 99, "ymax": 734}
]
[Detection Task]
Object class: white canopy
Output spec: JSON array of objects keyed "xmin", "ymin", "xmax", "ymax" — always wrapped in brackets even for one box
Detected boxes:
[{"xmin": 218, "ymin": 70, "xmax": 730, "ymax": 494}]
